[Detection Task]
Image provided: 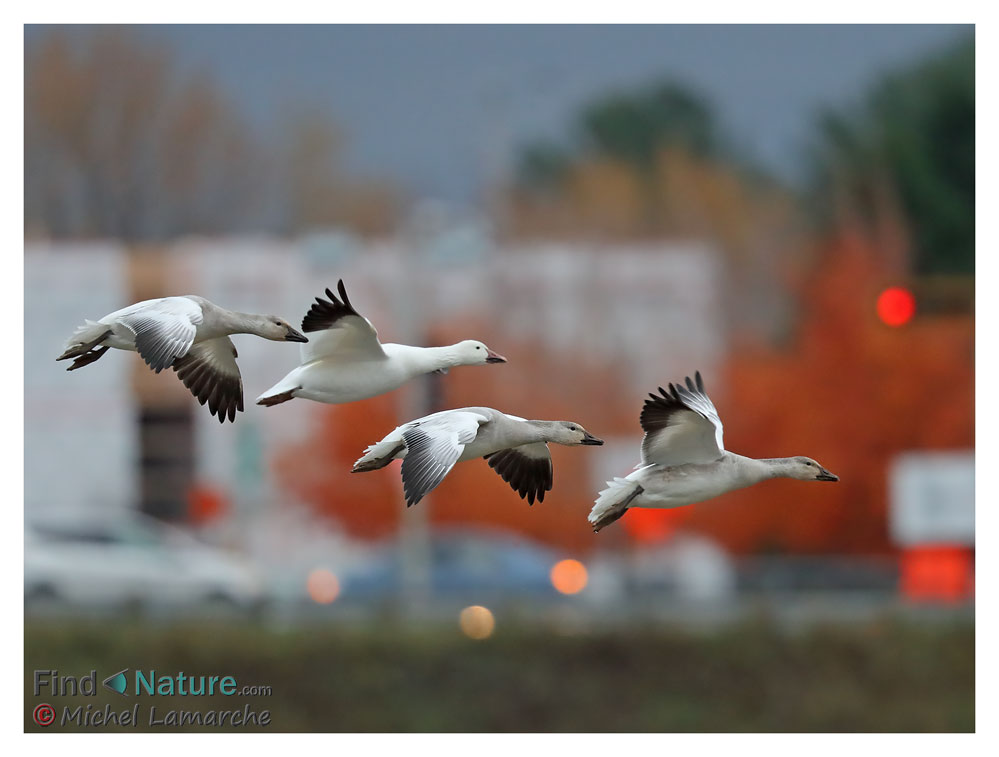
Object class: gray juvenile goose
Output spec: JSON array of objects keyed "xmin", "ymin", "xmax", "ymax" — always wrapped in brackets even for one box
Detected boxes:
[
  {"xmin": 58, "ymin": 295, "xmax": 307, "ymax": 422},
  {"xmin": 353, "ymin": 407, "xmax": 604, "ymax": 507},
  {"xmin": 588, "ymin": 372, "xmax": 838, "ymax": 532}
]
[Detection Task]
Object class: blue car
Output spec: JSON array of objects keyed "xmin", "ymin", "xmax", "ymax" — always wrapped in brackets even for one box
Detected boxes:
[{"xmin": 342, "ymin": 527, "xmax": 563, "ymax": 601}]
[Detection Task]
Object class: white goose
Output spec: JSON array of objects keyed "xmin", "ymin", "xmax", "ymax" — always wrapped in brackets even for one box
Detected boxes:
[
  {"xmin": 353, "ymin": 407, "xmax": 604, "ymax": 507},
  {"xmin": 58, "ymin": 296, "xmax": 307, "ymax": 423},
  {"xmin": 256, "ymin": 280, "xmax": 507, "ymax": 407},
  {"xmin": 588, "ymin": 372, "xmax": 838, "ymax": 532}
]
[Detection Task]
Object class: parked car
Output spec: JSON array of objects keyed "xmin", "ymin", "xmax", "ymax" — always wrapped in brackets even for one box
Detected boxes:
[
  {"xmin": 24, "ymin": 509, "xmax": 263, "ymax": 614},
  {"xmin": 340, "ymin": 527, "xmax": 564, "ymax": 602}
]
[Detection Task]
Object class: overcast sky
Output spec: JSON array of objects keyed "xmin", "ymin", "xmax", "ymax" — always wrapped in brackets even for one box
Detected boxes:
[{"xmin": 28, "ymin": 24, "xmax": 971, "ymax": 209}]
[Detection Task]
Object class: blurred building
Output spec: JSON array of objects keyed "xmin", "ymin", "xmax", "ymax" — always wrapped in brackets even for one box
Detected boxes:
[
  {"xmin": 25, "ymin": 243, "xmax": 136, "ymax": 516},
  {"xmin": 24, "ymin": 234, "xmax": 724, "ymax": 530}
]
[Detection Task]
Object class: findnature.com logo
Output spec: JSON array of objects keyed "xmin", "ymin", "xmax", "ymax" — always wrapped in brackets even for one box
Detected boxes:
[{"xmin": 31, "ymin": 668, "xmax": 273, "ymax": 729}]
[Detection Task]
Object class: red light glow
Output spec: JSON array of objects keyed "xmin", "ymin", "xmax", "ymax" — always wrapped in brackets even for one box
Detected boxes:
[
  {"xmin": 900, "ymin": 546, "xmax": 973, "ymax": 604},
  {"xmin": 876, "ymin": 287, "xmax": 916, "ymax": 327}
]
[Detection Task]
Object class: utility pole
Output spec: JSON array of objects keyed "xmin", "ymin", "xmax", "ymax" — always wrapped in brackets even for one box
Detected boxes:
[{"xmin": 394, "ymin": 219, "xmax": 435, "ymax": 616}]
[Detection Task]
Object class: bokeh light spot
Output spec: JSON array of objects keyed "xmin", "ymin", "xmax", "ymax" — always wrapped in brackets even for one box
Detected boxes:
[
  {"xmin": 877, "ymin": 287, "xmax": 916, "ymax": 327},
  {"xmin": 459, "ymin": 605, "xmax": 495, "ymax": 639},
  {"xmin": 550, "ymin": 559, "xmax": 588, "ymax": 595},
  {"xmin": 306, "ymin": 568, "xmax": 340, "ymax": 604}
]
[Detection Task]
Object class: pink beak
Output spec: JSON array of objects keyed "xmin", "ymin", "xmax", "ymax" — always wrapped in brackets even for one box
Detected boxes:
[{"xmin": 485, "ymin": 348, "xmax": 507, "ymax": 364}]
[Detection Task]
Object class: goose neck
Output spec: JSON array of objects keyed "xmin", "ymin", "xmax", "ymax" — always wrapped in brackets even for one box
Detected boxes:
[
  {"xmin": 520, "ymin": 421, "xmax": 551, "ymax": 444},
  {"xmin": 755, "ymin": 457, "xmax": 798, "ymax": 480},
  {"xmin": 223, "ymin": 311, "xmax": 266, "ymax": 336},
  {"xmin": 418, "ymin": 345, "xmax": 460, "ymax": 372}
]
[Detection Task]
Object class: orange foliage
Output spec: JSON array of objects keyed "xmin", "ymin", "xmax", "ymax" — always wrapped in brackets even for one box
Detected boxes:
[
  {"xmin": 273, "ymin": 395, "xmax": 403, "ymax": 540},
  {"xmin": 271, "ymin": 314, "xmax": 637, "ymax": 553},
  {"xmin": 506, "ymin": 147, "xmax": 805, "ymax": 345},
  {"xmin": 679, "ymin": 230, "xmax": 973, "ymax": 554},
  {"xmin": 428, "ymin": 320, "xmax": 638, "ymax": 553},
  {"xmin": 272, "ymin": 230, "xmax": 972, "ymax": 557}
]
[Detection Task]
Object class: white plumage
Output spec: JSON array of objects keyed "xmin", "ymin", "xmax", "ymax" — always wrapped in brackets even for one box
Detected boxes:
[
  {"xmin": 588, "ymin": 372, "xmax": 839, "ymax": 532},
  {"xmin": 256, "ymin": 280, "xmax": 507, "ymax": 407}
]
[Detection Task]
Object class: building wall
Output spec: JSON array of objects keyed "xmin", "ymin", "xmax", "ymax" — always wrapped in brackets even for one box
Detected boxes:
[
  {"xmin": 25, "ymin": 243, "xmax": 136, "ymax": 517},
  {"xmin": 25, "ymin": 237, "xmax": 724, "ymax": 523}
]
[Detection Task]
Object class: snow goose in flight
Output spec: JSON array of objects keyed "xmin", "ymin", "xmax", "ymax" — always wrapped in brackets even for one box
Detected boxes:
[
  {"xmin": 256, "ymin": 280, "xmax": 507, "ymax": 407},
  {"xmin": 58, "ymin": 296, "xmax": 307, "ymax": 423},
  {"xmin": 588, "ymin": 371, "xmax": 838, "ymax": 532},
  {"xmin": 353, "ymin": 407, "xmax": 603, "ymax": 507}
]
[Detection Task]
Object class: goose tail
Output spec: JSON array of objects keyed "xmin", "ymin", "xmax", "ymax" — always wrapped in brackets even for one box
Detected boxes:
[
  {"xmin": 255, "ymin": 371, "xmax": 302, "ymax": 407},
  {"xmin": 588, "ymin": 476, "xmax": 644, "ymax": 533},
  {"xmin": 57, "ymin": 320, "xmax": 112, "ymax": 362},
  {"xmin": 352, "ymin": 440, "xmax": 405, "ymax": 473}
]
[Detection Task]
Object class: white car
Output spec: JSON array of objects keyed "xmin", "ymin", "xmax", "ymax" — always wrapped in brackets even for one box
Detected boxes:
[{"xmin": 25, "ymin": 510, "xmax": 263, "ymax": 614}]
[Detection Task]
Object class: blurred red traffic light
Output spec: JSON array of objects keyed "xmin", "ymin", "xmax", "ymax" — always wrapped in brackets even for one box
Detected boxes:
[{"xmin": 877, "ymin": 287, "xmax": 916, "ymax": 327}]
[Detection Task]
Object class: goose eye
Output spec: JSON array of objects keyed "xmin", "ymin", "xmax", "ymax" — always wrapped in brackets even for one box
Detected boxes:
[
  {"xmin": 569, "ymin": 425, "xmax": 577, "ymax": 431},
  {"xmin": 476, "ymin": 346, "xmax": 481, "ymax": 350}
]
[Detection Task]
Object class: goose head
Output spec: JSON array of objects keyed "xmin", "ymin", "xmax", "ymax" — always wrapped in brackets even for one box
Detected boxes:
[
  {"xmin": 548, "ymin": 421, "xmax": 604, "ymax": 447},
  {"xmin": 786, "ymin": 456, "xmax": 839, "ymax": 482},
  {"xmin": 452, "ymin": 339, "xmax": 507, "ymax": 366},
  {"xmin": 255, "ymin": 316, "xmax": 309, "ymax": 343}
]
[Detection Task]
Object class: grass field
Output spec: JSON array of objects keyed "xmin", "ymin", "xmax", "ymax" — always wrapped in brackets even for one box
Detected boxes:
[{"xmin": 24, "ymin": 617, "xmax": 974, "ymax": 732}]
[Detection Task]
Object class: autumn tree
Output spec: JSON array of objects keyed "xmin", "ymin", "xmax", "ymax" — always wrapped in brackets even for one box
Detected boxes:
[
  {"xmin": 501, "ymin": 54, "xmax": 974, "ymax": 555},
  {"xmin": 807, "ymin": 34, "xmax": 974, "ymax": 276},
  {"xmin": 25, "ymin": 30, "xmax": 264, "ymax": 240},
  {"xmin": 272, "ymin": 314, "xmax": 638, "ymax": 554},
  {"xmin": 25, "ymin": 28, "xmax": 401, "ymax": 240},
  {"xmin": 674, "ymin": 222, "xmax": 974, "ymax": 555},
  {"xmin": 508, "ymin": 79, "xmax": 803, "ymax": 343}
]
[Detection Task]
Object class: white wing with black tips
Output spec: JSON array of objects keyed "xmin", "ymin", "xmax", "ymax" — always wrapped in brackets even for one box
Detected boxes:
[
  {"xmin": 639, "ymin": 371, "xmax": 725, "ymax": 466},
  {"xmin": 298, "ymin": 279, "xmax": 385, "ymax": 362}
]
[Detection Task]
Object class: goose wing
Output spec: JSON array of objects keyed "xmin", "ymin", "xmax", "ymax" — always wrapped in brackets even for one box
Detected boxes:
[
  {"xmin": 171, "ymin": 337, "xmax": 243, "ymax": 423},
  {"xmin": 299, "ymin": 280, "xmax": 386, "ymax": 362},
  {"xmin": 400, "ymin": 410, "xmax": 489, "ymax": 506},
  {"xmin": 640, "ymin": 371, "xmax": 725, "ymax": 466},
  {"xmin": 485, "ymin": 442, "xmax": 553, "ymax": 505},
  {"xmin": 115, "ymin": 297, "xmax": 204, "ymax": 372}
]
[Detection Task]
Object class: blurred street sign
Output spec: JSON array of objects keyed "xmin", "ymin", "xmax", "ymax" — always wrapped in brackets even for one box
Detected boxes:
[{"xmin": 889, "ymin": 451, "xmax": 974, "ymax": 546}]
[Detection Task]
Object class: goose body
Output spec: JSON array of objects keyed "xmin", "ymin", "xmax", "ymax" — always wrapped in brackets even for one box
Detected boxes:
[
  {"xmin": 588, "ymin": 372, "xmax": 838, "ymax": 532},
  {"xmin": 256, "ymin": 280, "xmax": 507, "ymax": 407},
  {"xmin": 353, "ymin": 406, "xmax": 604, "ymax": 507},
  {"xmin": 57, "ymin": 295, "xmax": 307, "ymax": 423}
]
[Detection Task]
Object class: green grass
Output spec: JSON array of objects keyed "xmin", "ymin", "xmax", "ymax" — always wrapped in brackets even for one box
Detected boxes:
[{"xmin": 24, "ymin": 618, "xmax": 974, "ymax": 732}]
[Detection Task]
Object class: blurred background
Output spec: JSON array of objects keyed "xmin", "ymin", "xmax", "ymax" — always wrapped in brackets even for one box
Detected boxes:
[{"xmin": 23, "ymin": 24, "xmax": 974, "ymax": 731}]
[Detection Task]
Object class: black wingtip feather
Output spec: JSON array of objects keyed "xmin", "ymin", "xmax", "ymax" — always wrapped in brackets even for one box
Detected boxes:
[
  {"xmin": 486, "ymin": 448, "xmax": 552, "ymax": 506},
  {"xmin": 337, "ymin": 279, "xmax": 352, "ymax": 308},
  {"xmin": 172, "ymin": 349, "xmax": 242, "ymax": 424},
  {"xmin": 640, "ymin": 378, "xmax": 696, "ymax": 435},
  {"xmin": 301, "ymin": 282, "xmax": 363, "ymax": 333}
]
